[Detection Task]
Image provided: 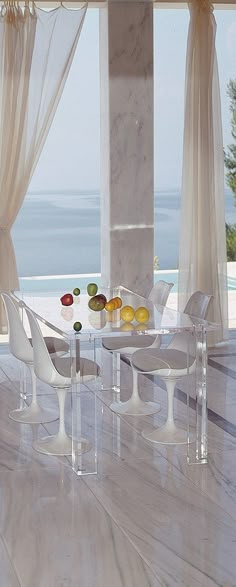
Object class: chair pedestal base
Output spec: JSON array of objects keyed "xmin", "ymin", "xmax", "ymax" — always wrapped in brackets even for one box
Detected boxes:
[
  {"xmin": 110, "ymin": 396, "xmax": 160, "ymax": 416},
  {"xmin": 142, "ymin": 421, "xmax": 193, "ymax": 445},
  {"xmin": 33, "ymin": 433, "xmax": 91, "ymax": 456},
  {"xmin": 9, "ymin": 404, "xmax": 58, "ymax": 425}
]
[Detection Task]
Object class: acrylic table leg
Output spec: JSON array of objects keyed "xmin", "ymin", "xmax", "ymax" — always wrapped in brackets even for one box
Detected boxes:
[
  {"xmin": 70, "ymin": 334, "xmax": 91, "ymax": 474},
  {"xmin": 19, "ymin": 302, "xmax": 27, "ymax": 399},
  {"xmin": 71, "ymin": 333, "xmax": 78, "ymax": 473},
  {"xmin": 98, "ymin": 348, "xmax": 121, "ymax": 393},
  {"xmin": 112, "ymin": 411, "xmax": 121, "ymax": 457},
  {"xmin": 189, "ymin": 326, "xmax": 208, "ymax": 464},
  {"xmin": 92, "ymin": 338, "xmax": 107, "ymax": 392},
  {"xmin": 112, "ymin": 352, "xmax": 121, "ymax": 393}
]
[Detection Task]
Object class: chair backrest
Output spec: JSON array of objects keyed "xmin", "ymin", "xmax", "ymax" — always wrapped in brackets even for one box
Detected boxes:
[
  {"xmin": 1, "ymin": 292, "xmax": 34, "ymax": 364},
  {"xmin": 25, "ymin": 306, "xmax": 62, "ymax": 386},
  {"xmin": 183, "ymin": 290, "xmax": 213, "ymax": 320},
  {"xmin": 148, "ymin": 280, "xmax": 174, "ymax": 306},
  {"xmin": 168, "ymin": 290, "xmax": 213, "ymax": 354}
]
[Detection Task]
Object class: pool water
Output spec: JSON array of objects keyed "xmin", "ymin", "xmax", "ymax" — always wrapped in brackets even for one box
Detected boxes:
[
  {"xmin": 227, "ymin": 276, "xmax": 236, "ymax": 290},
  {"xmin": 19, "ymin": 271, "xmax": 236, "ymax": 293}
]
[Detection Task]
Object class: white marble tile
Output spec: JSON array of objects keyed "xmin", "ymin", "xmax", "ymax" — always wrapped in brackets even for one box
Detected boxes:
[
  {"xmin": 209, "ymin": 354, "xmax": 236, "ymax": 370},
  {"xmin": 87, "ymin": 398, "xmax": 162, "ymax": 467},
  {"xmin": 0, "ymin": 468, "xmax": 161, "ymax": 587},
  {"xmin": 85, "ymin": 458, "xmax": 236, "ymax": 587},
  {"xmin": 0, "ymin": 385, "xmax": 71, "ymax": 471},
  {"xmin": 0, "ymin": 535, "xmax": 21, "ymax": 586},
  {"xmin": 208, "ymin": 339, "xmax": 236, "ymax": 355},
  {"xmin": 0, "ymin": 357, "xmax": 20, "ymax": 392},
  {"xmin": 118, "ymin": 396, "xmax": 236, "ymax": 455},
  {"xmin": 165, "ymin": 448, "xmax": 236, "ymax": 524},
  {"xmin": 178, "ymin": 366, "xmax": 236, "ymax": 415}
]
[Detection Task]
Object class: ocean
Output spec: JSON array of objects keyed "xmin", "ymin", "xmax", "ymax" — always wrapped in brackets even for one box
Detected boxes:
[{"xmin": 12, "ymin": 189, "xmax": 236, "ymax": 278}]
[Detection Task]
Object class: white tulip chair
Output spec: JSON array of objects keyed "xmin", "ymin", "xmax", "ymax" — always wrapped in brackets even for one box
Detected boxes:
[
  {"xmin": 130, "ymin": 291, "xmax": 213, "ymax": 444},
  {"xmin": 2, "ymin": 292, "xmax": 69, "ymax": 424},
  {"xmin": 102, "ymin": 280, "xmax": 174, "ymax": 405},
  {"xmin": 25, "ymin": 306, "xmax": 100, "ymax": 456}
]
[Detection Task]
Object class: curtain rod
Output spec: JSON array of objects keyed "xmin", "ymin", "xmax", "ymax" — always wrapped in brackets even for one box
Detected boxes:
[{"xmin": 0, "ymin": 0, "xmax": 235, "ymax": 6}]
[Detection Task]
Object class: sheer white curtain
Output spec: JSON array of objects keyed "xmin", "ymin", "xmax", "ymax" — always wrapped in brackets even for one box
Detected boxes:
[
  {"xmin": 0, "ymin": 2, "xmax": 87, "ymax": 330},
  {"xmin": 178, "ymin": 0, "xmax": 228, "ymax": 344}
]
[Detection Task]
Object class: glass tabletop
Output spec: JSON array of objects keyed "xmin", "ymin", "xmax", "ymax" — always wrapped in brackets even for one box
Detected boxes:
[{"xmin": 15, "ymin": 284, "xmax": 219, "ymax": 340}]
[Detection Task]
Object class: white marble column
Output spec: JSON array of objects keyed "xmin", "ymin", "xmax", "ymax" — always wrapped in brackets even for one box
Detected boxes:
[{"xmin": 100, "ymin": 2, "xmax": 153, "ymax": 297}]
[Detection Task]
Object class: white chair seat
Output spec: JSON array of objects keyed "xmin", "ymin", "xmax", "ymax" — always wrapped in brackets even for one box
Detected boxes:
[
  {"xmin": 131, "ymin": 348, "xmax": 195, "ymax": 377},
  {"xmin": 52, "ymin": 356, "xmax": 100, "ymax": 384},
  {"xmin": 102, "ymin": 334, "xmax": 156, "ymax": 352}
]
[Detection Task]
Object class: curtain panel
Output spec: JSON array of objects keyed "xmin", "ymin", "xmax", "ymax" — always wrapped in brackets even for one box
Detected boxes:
[
  {"xmin": 0, "ymin": 2, "xmax": 87, "ymax": 330},
  {"xmin": 178, "ymin": 0, "xmax": 228, "ymax": 344}
]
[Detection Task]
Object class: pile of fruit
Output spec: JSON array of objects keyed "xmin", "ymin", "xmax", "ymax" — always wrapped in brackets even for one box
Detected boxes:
[
  {"xmin": 60, "ymin": 282, "xmax": 123, "ymax": 331},
  {"xmin": 87, "ymin": 283, "xmax": 122, "ymax": 313},
  {"xmin": 59, "ymin": 283, "xmax": 149, "ymax": 330}
]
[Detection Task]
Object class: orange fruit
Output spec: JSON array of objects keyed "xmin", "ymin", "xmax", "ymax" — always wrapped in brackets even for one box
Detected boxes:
[
  {"xmin": 134, "ymin": 306, "xmax": 150, "ymax": 324},
  {"xmin": 113, "ymin": 296, "xmax": 122, "ymax": 309},
  {"xmin": 105, "ymin": 299, "xmax": 116, "ymax": 312},
  {"xmin": 105, "ymin": 296, "xmax": 122, "ymax": 311},
  {"xmin": 120, "ymin": 305, "xmax": 135, "ymax": 322}
]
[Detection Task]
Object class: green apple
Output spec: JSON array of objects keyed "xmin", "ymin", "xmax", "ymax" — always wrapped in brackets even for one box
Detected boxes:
[
  {"xmin": 73, "ymin": 321, "xmax": 82, "ymax": 332},
  {"xmin": 87, "ymin": 283, "xmax": 98, "ymax": 296},
  {"xmin": 73, "ymin": 287, "xmax": 80, "ymax": 296}
]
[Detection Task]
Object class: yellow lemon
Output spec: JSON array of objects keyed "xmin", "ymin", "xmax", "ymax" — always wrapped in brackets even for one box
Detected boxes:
[
  {"xmin": 134, "ymin": 306, "xmax": 150, "ymax": 324},
  {"xmin": 120, "ymin": 305, "xmax": 135, "ymax": 322},
  {"xmin": 120, "ymin": 322, "xmax": 135, "ymax": 332}
]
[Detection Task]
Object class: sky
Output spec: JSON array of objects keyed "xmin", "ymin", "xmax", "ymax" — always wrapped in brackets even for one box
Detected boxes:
[{"xmin": 29, "ymin": 7, "xmax": 236, "ymax": 193}]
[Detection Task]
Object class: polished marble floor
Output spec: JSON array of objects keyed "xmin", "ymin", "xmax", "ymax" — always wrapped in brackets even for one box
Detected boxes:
[{"xmin": 0, "ymin": 336, "xmax": 236, "ymax": 587}]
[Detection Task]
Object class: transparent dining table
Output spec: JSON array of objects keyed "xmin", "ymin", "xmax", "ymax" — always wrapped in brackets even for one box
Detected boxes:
[{"xmin": 15, "ymin": 285, "xmax": 219, "ymax": 474}]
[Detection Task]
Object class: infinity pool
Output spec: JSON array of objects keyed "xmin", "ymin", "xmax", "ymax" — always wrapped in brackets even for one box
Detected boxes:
[{"xmin": 19, "ymin": 271, "xmax": 236, "ymax": 293}]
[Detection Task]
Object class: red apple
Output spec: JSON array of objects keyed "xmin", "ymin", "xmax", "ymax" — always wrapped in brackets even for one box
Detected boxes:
[{"xmin": 60, "ymin": 293, "xmax": 73, "ymax": 306}]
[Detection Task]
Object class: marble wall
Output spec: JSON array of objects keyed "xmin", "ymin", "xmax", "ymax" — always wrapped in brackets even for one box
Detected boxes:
[{"xmin": 100, "ymin": 2, "xmax": 153, "ymax": 297}]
